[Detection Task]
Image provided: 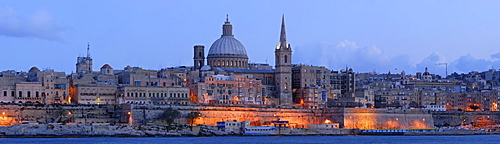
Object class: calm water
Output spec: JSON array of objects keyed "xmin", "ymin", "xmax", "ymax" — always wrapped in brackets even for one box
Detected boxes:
[{"xmin": 1, "ymin": 135, "xmax": 499, "ymax": 144}]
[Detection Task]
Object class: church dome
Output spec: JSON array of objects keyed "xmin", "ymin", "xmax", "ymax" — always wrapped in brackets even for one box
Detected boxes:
[
  {"xmin": 208, "ymin": 37, "xmax": 247, "ymax": 58},
  {"xmin": 101, "ymin": 64, "xmax": 112, "ymax": 69},
  {"xmin": 200, "ymin": 65, "xmax": 213, "ymax": 71},
  {"xmin": 207, "ymin": 16, "xmax": 248, "ymax": 59},
  {"xmin": 29, "ymin": 67, "xmax": 40, "ymax": 72}
]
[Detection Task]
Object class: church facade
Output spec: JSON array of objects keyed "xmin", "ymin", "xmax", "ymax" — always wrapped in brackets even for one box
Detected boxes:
[{"xmin": 190, "ymin": 15, "xmax": 293, "ymax": 107}]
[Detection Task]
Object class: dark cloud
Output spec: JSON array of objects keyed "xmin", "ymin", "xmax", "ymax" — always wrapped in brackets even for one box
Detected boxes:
[
  {"xmin": 295, "ymin": 40, "xmax": 500, "ymax": 76},
  {"xmin": 294, "ymin": 40, "xmax": 414, "ymax": 73},
  {"xmin": 0, "ymin": 7, "xmax": 66, "ymax": 41}
]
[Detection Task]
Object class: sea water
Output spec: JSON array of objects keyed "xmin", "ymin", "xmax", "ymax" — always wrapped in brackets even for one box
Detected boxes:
[{"xmin": 1, "ymin": 135, "xmax": 499, "ymax": 144}]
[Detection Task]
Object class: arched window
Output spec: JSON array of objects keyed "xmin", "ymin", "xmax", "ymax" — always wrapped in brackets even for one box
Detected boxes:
[
  {"xmin": 19, "ymin": 91, "xmax": 22, "ymax": 97},
  {"xmin": 199, "ymin": 52, "xmax": 202, "ymax": 57},
  {"xmin": 284, "ymin": 55, "xmax": 288, "ymax": 63}
]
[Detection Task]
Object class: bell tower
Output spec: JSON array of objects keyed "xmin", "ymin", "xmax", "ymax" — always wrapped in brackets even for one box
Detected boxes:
[
  {"xmin": 76, "ymin": 43, "xmax": 93, "ymax": 73},
  {"xmin": 193, "ymin": 45, "xmax": 205, "ymax": 70},
  {"xmin": 274, "ymin": 15, "xmax": 292, "ymax": 106}
]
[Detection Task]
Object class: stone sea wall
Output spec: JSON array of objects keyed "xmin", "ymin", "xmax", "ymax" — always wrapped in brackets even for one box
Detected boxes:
[
  {"xmin": 129, "ymin": 105, "xmax": 335, "ymax": 128},
  {"xmin": 3, "ymin": 104, "xmax": 500, "ymax": 130},
  {"xmin": 432, "ymin": 111, "xmax": 500, "ymax": 127}
]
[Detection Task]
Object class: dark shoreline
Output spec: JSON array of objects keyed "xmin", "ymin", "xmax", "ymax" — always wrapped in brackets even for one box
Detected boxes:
[{"xmin": 2, "ymin": 133, "xmax": 497, "ymax": 138}]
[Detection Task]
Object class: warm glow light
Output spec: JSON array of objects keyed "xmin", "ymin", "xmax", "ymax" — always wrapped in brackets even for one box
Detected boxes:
[
  {"xmin": 127, "ymin": 111, "xmax": 131, "ymax": 115},
  {"xmin": 68, "ymin": 112, "xmax": 72, "ymax": 115},
  {"xmin": 2, "ymin": 112, "xmax": 4, "ymax": 115},
  {"xmin": 324, "ymin": 119, "xmax": 332, "ymax": 124}
]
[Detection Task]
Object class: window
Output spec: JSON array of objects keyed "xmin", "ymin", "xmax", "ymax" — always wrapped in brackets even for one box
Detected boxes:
[
  {"xmin": 284, "ymin": 55, "xmax": 288, "ymax": 63},
  {"xmin": 3, "ymin": 91, "xmax": 6, "ymax": 96},
  {"xmin": 19, "ymin": 91, "xmax": 22, "ymax": 97}
]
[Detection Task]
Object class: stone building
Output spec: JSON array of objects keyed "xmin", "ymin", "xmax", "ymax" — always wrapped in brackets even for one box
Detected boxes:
[
  {"xmin": 291, "ymin": 64, "xmax": 357, "ymax": 109},
  {"xmin": 72, "ymin": 84, "xmax": 117, "ymax": 104},
  {"xmin": 0, "ymin": 67, "xmax": 69, "ymax": 104},
  {"xmin": 193, "ymin": 74, "xmax": 266, "ymax": 106},
  {"xmin": 446, "ymin": 91, "xmax": 500, "ymax": 111},
  {"xmin": 118, "ymin": 86, "xmax": 190, "ymax": 105}
]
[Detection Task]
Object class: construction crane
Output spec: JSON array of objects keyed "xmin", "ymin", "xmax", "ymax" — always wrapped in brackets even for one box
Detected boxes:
[{"xmin": 437, "ymin": 63, "xmax": 448, "ymax": 76}]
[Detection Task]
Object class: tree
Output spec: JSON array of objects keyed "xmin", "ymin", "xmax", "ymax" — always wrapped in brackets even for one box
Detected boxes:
[
  {"xmin": 187, "ymin": 111, "xmax": 201, "ymax": 130},
  {"xmin": 159, "ymin": 107, "xmax": 181, "ymax": 131}
]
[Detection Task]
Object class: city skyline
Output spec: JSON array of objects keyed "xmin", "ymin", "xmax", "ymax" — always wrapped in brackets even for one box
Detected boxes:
[{"xmin": 1, "ymin": 1, "xmax": 500, "ymax": 76}]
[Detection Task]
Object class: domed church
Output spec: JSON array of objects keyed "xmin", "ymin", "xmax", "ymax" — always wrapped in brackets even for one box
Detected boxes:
[
  {"xmin": 196, "ymin": 15, "xmax": 249, "ymax": 69},
  {"xmin": 192, "ymin": 15, "xmax": 294, "ymax": 106}
]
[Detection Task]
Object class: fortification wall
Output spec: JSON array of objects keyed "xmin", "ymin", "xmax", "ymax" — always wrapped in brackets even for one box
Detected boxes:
[
  {"xmin": 343, "ymin": 108, "xmax": 434, "ymax": 129},
  {"xmin": 7, "ymin": 104, "xmax": 498, "ymax": 129},
  {"xmin": 129, "ymin": 105, "xmax": 332, "ymax": 128},
  {"xmin": 432, "ymin": 111, "xmax": 500, "ymax": 127}
]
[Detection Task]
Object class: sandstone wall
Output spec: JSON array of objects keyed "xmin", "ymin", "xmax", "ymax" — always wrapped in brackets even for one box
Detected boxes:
[
  {"xmin": 432, "ymin": 111, "xmax": 500, "ymax": 127},
  {"xmin": 342, "ymin": 108, "xmax": 434, "ymax": 129}
]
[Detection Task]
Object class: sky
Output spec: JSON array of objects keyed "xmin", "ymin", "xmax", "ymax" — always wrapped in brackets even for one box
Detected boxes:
[{"xmin": 1, "ymin": 0, "xmax": 500, "ymax": 76}]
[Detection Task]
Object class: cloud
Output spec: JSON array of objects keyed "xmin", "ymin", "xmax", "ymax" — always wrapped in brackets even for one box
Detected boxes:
[
  {"xmin": 415, "ymin": 52, "xmax": 447, "ymax": 71},
  {"xmin": 451, "ymin": 54, "xmax": 493, "ymax": 73},
  {"xmin": 294, "ymin": 40, "xmax": 413, "ymax": 73},
  {"xmin": 491, "ymin": 53, "xmax": 500, "ymax": 61},
  {"xmin": 294, "ymin": 40, "xmax": 500, "ymax": 76},
  {"xmin": 0, "ymin": 7, "xmax": 66, "ymax": 41}
]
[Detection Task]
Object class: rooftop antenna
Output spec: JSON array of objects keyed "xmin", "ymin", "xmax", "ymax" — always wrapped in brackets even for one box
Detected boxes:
[
  {"xmin": 226, "ymin": 14, "xmax": 229, "ymax": 22},
  {"xmin": 87, "ymin": 42, "xmax": 91, "ymax": 58}
]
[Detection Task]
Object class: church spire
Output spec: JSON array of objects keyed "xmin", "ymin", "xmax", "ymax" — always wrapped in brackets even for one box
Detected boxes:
[{"xmin": 278, "ymin": 14, "xmax": 288, "ymax": 49}]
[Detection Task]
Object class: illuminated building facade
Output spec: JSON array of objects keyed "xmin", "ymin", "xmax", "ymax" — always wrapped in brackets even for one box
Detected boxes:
[
  {"xmin": 118, "ymin": 86, "xmax": 190, "ymax": 105},
  {"xmin": 193, "ymin": 74, "xmax": 266, "ymax": 105}
]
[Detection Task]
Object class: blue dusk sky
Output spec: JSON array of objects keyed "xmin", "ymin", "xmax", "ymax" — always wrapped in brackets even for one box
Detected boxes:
[{"xmin": 1, "ymin": 0, "xmax": 500, "ymax": 76}]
